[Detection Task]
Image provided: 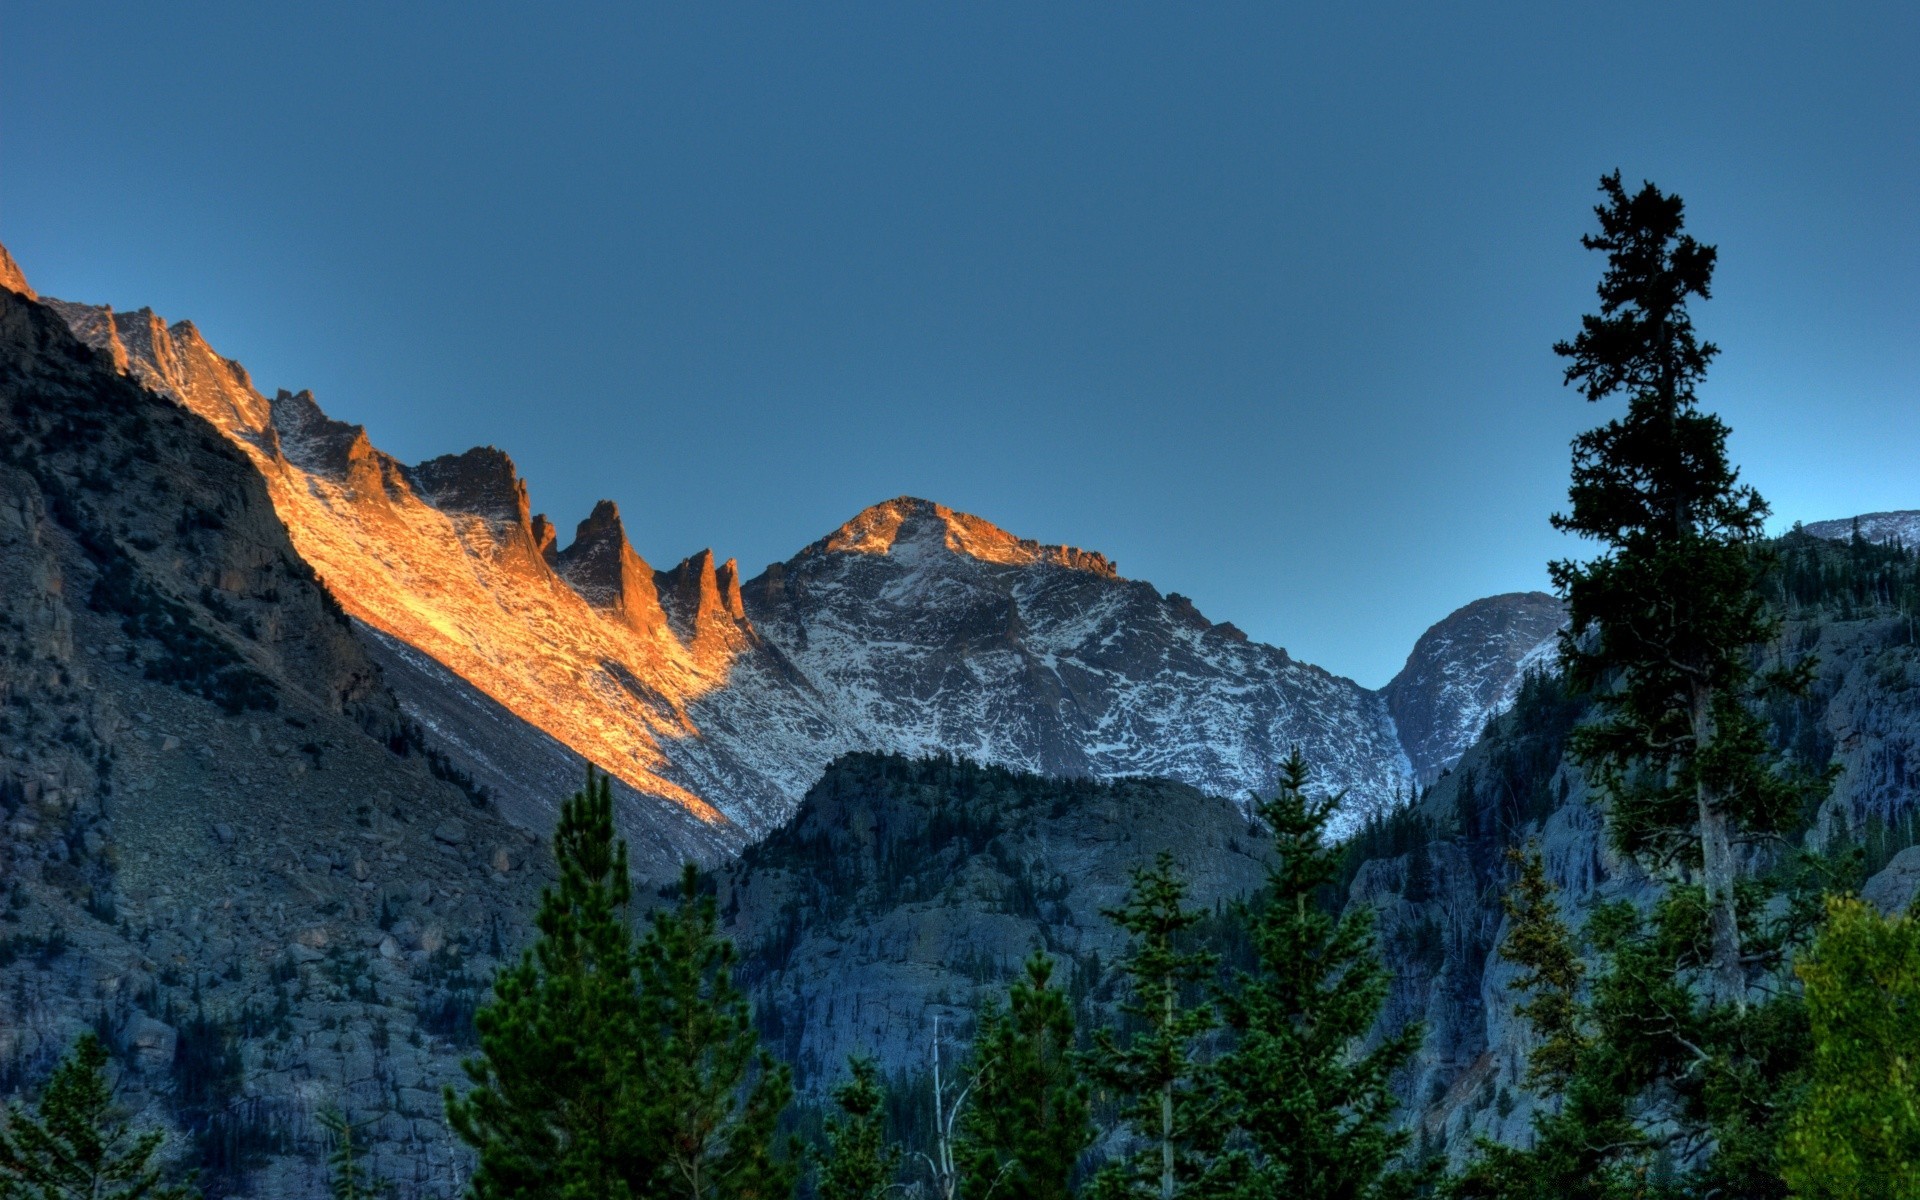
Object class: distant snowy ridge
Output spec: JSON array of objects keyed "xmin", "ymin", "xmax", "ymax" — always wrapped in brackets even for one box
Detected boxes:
[{"xmin": 1802, "ymin": 510, "xmax": 1920, "ymax": 549}]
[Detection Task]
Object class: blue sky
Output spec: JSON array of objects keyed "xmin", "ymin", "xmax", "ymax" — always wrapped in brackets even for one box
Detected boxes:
[{"xmin": 4, "ymin": 3, "xmax": 1915, "ymax": 685}]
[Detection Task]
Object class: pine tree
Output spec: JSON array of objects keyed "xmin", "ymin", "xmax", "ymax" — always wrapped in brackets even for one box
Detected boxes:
[
  {"xmin": 1778, "ymin": 895, "xmax": 1920, "ymax": 1197},
  {"xmin": 1210, "ymin": 751, "xmax": 1429, "ymax": 1200},
  {"xmin": 958, "ymin": 952, "xmax": 1094, "ymax": 1200},
  {"xmin": 1085, "ymin": 853, "xmax": 1216, "ymax": 1200},
  {"xmin": 1468, "ymin": 173, "xmax": 1833, "ymax": 1198},
  {"xmin": 1549, "ymin": 170, "xmax": 1820, "ymax": 1009},
  {"xmin": 816, "ymin": 1057, "xmax": 903, "ymax": 1200},
  {"xmin": 633, "ymin": 864, "xmax": 796, "ymax": 1200},
  {"xmin": 318, "ymin": 1108, "xmax": 385, "ymax": 1200},
  {"xmin": 0, "ymin": 1031, "xmax": 200, "ymax": 1200},
  {"xmin": 445, "ymin": 768, "xmax": 651, "ymax": 1200},
  {"xmin": 1497, "ymin": 847, "xmax": 1586, "ymax": 1091}
]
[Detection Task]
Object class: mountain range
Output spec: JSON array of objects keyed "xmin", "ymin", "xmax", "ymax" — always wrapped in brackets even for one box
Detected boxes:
[
  {"xmin": 3, "ymin": 240, "xmax": 1916, "ymax": 1196},
  {"xmin": 16, "ymin": 247, "xmax": 1566, "ymax": 866}
]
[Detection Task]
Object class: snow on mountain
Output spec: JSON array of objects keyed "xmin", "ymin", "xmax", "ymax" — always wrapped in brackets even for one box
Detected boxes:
[
  {"xmin": 1802, "ymin": 510, "xmax": 1920, "ymax": 549},
  {"xmin": 1384, "ymin": 592, "xmax": 1565, "ymax": 784},
  {"xmin": 743, "ymin": 498, "xmax": 1412, "ymax": 829},
  {"xmin": 39, "ymin": 274, "xmax": 1551, "ymax": 855}
]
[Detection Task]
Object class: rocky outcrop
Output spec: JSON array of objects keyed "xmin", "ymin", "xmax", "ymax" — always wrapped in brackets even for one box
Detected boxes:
[
  {"xmin": 1384, "ymin": 592, "xmax": 1564, "ymax": 783},
  {"xmin": 0, "ymin": 241, "xmax": 35, "ymax": 299},
  {"xmin": 553, "ymin": 501, "xmax": 668, "ymax": 638}
]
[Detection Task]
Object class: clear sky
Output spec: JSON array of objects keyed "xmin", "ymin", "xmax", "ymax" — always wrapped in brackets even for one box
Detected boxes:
[{"xmin": 3, "ymin": 3, "xmax": 1915, "ymax": 686}]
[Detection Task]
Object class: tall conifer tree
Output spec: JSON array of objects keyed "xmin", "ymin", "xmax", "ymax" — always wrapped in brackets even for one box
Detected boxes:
[
  {"xmin": 1548, "ymin": 170, "xmax": 1817, "ymax": 1007},
  {"xmin": 1086, "ymin": 853, "xmax": 1216, "ymax": 1200},
  {"xmin": 445, "ymin": 769, "xmax": 651, "ymax": 1200},
  {"xmin": 1210, "ymin": 751, "xmax": 1428, "ymax": 1200},
  {"xmin": 634, "ymin": 865, "xmax": 796, "ymax": 1200},
  {"xmin": 958, "ymin": 952, "xmax": 1094, "ymax": 1200},
  {"xmin": 1455, "ymin": 173, "xmax": 1834, "ymax": 1198}
]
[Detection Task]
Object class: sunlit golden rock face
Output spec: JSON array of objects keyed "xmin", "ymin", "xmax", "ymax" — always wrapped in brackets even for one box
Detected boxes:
[
  {"xmin": 46, "ymin": 297, "xmax": 766, "ymax": 834},
  {"xmin": 822, "ymin": 496, "xmax": 1118, "ymax": 576}
]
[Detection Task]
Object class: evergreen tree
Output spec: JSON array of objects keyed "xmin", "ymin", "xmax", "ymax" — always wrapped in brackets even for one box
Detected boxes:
[
  {"xmin": 1497, "ymin": 847, "xmax": 1586, "ymax": 1091},
  {"xmin": 1778, "ymin": 895, "xmax": 1920, "ymax": 1197},
  {"xmin": 1210, "ymin": 751, "xmax": 1429, "ymax": 1200},
  {"xmin": 634, "ymin": 864, "xmax": 796, "ymax": 1200},
  {"xmin": 816, "ymin": 1057, "xmax": 903, "ymax": 1200},
  {"xmin": 958, "ymin": 952, "xmax": 1094, "ymax": 1200},
  {"xmin": 1085, "ymin": 853, "xmax": 1216, "ymax": 1200},
  {"xmin": 0, "ymin": 1032, "xmax": 199, "ymax": 1200},
  {"xmin": 1459, "ymin": 173, "xmax": 1834, "ymax": 1198},
  {"xmin": 445, "ymin": 769, "xmax": 651, "ymax": 1200},
  {"xmin": 317, "ymin": 1108, "xmax": 385, "ymax": 1200},
  {"xmin": 1548, "ymin": 170, "xmax": 1819, "ymax": 1008}
]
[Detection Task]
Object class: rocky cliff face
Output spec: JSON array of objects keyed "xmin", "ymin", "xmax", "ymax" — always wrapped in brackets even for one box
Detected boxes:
[
  {"xmin": 0, "ymin": 279, "xmax": 551, "ymax": 1198},
  {"xmin": 1383, "ymin": 591, "xmax": 1564, "ymax": 785},
  {"xmin": 1341, "ymin": 532, "xmax": 1920, "ymax": 1153}
]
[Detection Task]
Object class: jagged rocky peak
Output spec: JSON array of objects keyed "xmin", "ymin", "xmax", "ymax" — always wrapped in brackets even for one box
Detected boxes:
[
  {"xmin": 556, "ymin": 500, "xmax": 670, "ymax": 633},
  {"xmin": 1385, "ymin": 590, "xmax": 1565, "ymax": 783},
  {"xmin": 0, "ymin": 240, "xmax": 36, "ymax": 299},
  {"xmin": 816, "ymin": 496, "xmax": 1119, "ymax": 576},
  {"xmin": 270, "ymin": 388, "xmax": 375, "ymax": 473},
  {"xmin": 1802, "ymin": 510, "xmax": 1920, "ymax": 549},
  {"xmin": 36, "ymin": 293, "xmax": 272, "ymax": 435},
  {"xmin": 407, "ymin": 446, "xmax": 533, "ymax": 528},
  {"xmin": 531, "ymin": 514, "xmax": 559, "ymax": 565},
  {"xmin": 656, "ymin": 548, "xmax": 751, "ymax": 644}
]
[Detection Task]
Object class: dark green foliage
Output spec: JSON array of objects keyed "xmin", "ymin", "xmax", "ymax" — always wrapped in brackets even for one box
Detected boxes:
[
  {"xmin": 387, "ymin": 721, "xmax": 494, "ymax": 808},
  {"xmin": 1772, "ymin": 526, "xmax": 1920, "ymax": 622},
  {"xmin": 958, "ymin": 953, "xmax": 1094, "ymax": 1200},
  {"xmin": 1547, "ymin": 171, "xmax": 1825, "ymax": 1005},
  {"xmin": 633, "ymin": 864, "xmax": 797, "ymax": 1200},
  {"xmin": 1085, "ymin": 854, "xmax": 1217, "ymax": 1200},
  {"xmin": 815, "ymin": 1058, "xmax": 902, "ymax": 1200},
  {"xmin": 1210, "ymin": 751, "xmax": 1431, "ymax": 1200},
  {"xmin": 445, "ymin": 772, "xmax": 795, "ymax": 1198},
  {"xmin": 166, "ymin": 1006, "xmax": 288, "ymax": 1193},
  {"xmin": 1456, "ymin": 173, "xmax": 1845, "ymax": 1199},
  {"xmin": 0, "ymin": 1032, "xmax": 200, "ymax": 1199},
  {"xmin": 415, "ymin": 945, "xmax": 487, "ymax": 1048},
  {"xmin": 446, "ymin": 769, "xmax": 651, "ymax": 1200},
  {"xmin": 1779, "ymin": 896, "xmax": 1920, "ymax": 1197}
]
